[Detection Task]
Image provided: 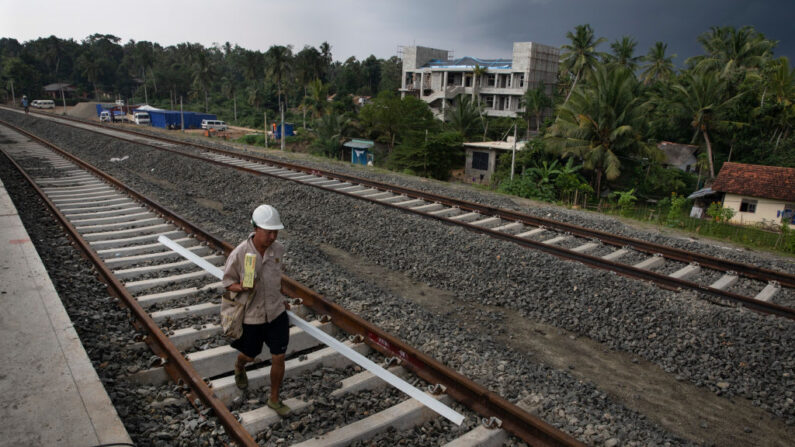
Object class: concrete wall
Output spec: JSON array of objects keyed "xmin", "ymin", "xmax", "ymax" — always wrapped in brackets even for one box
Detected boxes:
[
  {"xmin": 723, "ymin": 193, "xmax": 791, "ymax": 225},
  {"xmin": 465, "ymin": 148, "xmax": 499, "ymax": 183},
  {"xmin": 402, "ymin": 46, "xmax": 449, "ymax": 71}
]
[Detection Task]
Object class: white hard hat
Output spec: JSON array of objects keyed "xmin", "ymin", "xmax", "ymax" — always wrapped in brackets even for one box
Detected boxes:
[{"xmin": 251, "ymin": 204, "xmax": 284, "ymax": 230}]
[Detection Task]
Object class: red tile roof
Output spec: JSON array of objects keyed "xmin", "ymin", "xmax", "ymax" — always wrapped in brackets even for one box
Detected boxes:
[{"xmin": 711, "ymin": 162, "xmax": 795, "ymax": 202}]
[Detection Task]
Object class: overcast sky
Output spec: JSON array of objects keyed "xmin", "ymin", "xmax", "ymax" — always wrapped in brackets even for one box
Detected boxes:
[{"xmin": 2, "ymin": 0, "xmax": 793, "ymax": 65}]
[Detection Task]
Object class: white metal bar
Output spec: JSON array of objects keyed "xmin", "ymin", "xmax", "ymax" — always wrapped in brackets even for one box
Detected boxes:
[
  {"xmin": 158, "ymin": 235, "xmax": 223, "ymax": 278},
  {"xmin": 286, "ymin": 311, "xmax": 464, "ymax": 425},
  {"xmin": 156, "ymin": 235, "xmax": 465, "ymax": 426}
]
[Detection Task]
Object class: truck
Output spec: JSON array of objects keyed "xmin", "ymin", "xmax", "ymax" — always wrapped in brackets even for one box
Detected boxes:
[{"xmin": 133, "ymin": 111, "xmax": 150, "ymax": 125}]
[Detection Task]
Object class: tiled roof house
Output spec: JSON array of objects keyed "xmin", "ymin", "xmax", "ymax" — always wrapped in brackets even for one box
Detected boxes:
[{"xmin": 711, "ymin": 162, "xmax": 795, "ymax": 224}]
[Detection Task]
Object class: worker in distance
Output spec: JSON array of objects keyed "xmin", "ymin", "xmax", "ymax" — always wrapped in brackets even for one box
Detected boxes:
[{"xmin": 222, "ymin": 204, "xmax": 291, "ymax": 417}]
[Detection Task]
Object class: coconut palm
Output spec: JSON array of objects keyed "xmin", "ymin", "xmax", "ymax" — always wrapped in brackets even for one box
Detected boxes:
[
  {"xmin": 311, "ymin": 111, "xmax": 350, "ymax": 159},
  {"xmin": 546, "ymin": 66, "xmax": 655, "ymax": 197},
  {"xmin": 191, "ymin": 51, "xmax": 213, "ymax": 112},
  {"xmin": 445, "ymin": 95, "xmax": 482, "ymax": 139},
  {"xmin": 246, "ymin": 85, "xmax": 265, "ymax": 111},
  {"xmin": 608, "ymin": 36, "xmax": 641, "ymax": 72},
  {"xmin": 471, "ymin": 64, "xmax": 487, "ymax": 104},
  {"xmin": 689, "ymin": 26, "xmax": 774, "ymax": 80},
  {"xmin": 78, "ymin": 54, "xmax": 100, "ymax": 100},
  {"xmin": 640, "ymin": 42, "xmax": 676, "ymax": 85},
  {"xmin": 303, "ymin": 79, "xmax": 328, "ymax": 119},
  {"xmin": 559, "ymin": 24, "xmax": 608, "ymax": 103},
  {"xmin": 761, "ymin": 57, "xmax": 795, "ymax": 148},
  {"xmin": 221, "ymin": 76, "xmax": 236, "ymax": 122},
  {"xmin": 522, "ymin": 81, "xmax": 552, "ymax": 136},
  {"xmin": 670, "ymin": 70, "xmax": 745, "ymax": 178},
  {"xmin": 266, "ymin": 45, "xmax": 293, "ymax": 150}
]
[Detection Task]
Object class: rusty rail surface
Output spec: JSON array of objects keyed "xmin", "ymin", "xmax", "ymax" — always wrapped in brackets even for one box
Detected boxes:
[
  {"xmin": 1, "ymin": 118, "xmax": 586, "ymax": 446},
  {"xmin": 0, "ymin": 120, "xmax": 259, "ymax": 447},
  {"xmin": 10, "ymin": 107, "xmax": 795, "ymax": 288},
  {"xmin": 6, "ymin": 109, "xmax": 795, "ymax": 321}
]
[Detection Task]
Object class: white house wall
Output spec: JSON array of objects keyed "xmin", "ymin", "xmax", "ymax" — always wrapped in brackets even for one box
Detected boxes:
[{"xmin": 723, "ymin": 193, "xmax": 788, "ymax": 225}]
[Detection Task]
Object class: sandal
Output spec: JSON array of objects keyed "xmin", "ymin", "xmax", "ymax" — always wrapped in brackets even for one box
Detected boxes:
[
  {"xmin": 267, "ymin": 399, "xmax": 291, "ymax": 417},
  {"xmin": 234, "ymin": 367, "xmax": 248, "ymax": 390}
]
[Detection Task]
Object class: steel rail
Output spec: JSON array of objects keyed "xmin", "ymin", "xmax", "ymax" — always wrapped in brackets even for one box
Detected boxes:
[
  {"xmin": 13, "ymin": 108, "xmax": 795, "ymax": 289},
  {"xmin": 6, "ymin": 111, "xmax": 795, "ymax": 320},
  {"xmin": 0, "ymin": 121, "xmax": 259, "ymax": 447},
  {"xmin": 1, "ymin": 118, "xmax": 586, "ymax": 445}
]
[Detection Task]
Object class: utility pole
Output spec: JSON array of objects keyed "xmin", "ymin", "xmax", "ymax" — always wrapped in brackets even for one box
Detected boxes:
[
  {"xmin": 264, "ymin": 111, "xmax": 268, "ymax": 149},
  {"xmin": 280, "ymin": 102, "xmax": 285, "ymax": 151},
  {"xmin": 9, "ymin": 79, "xmax": 15, "ymax": 105},
  {"xmin": 510, "ymin": 123, "xmax": 517, "ymax": 181},
  {"xmin": 180, "ymin": 96, "xmax": 184, "ymax": 132},
  {"xmin": 60, "ymin": 86, "xmax": 66, "ymax": 115}
]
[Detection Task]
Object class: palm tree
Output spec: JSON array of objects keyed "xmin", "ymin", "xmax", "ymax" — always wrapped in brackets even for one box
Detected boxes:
[
  {"xmin": 221, "ymin": 76, "xmax": 236, "ymax": 122},
  {"xmin": 470, "ymin": 64, "xmax": 488, "ymax": 138},
  {"xmin": 640, "ymin": 42, "xmax": 676, "ymax": 85},
  {"xmin": 303, "ymin": 79, "xmax": 328, "ymax": 119},
  {"xmin": 689, "ymin": 26, "xmax": 774, "ymax": 81},
  {"xmin": 608, "ymin": 36, "xmax": 641, "ymax": 72},
  {"xmin": 246, "ymin": 85, "xmax": 264, "ymax": 111},
  {"xmin": 242, "ymin": 50, "xmax": 263, "ymax": 83},
  {"xmin": 760, "ymin": 57, "xmax": 795, "ymax": 148},
  {"xmin": 78, "ymin": 54, "xmax": 100, "ymax": 100},
  {"xmin": 445, "ymin": 95, "xmax": 482, "ymax": 139},
  {"xmin": 670, "ymin": 70, "xmax": 745, "ymax": 178},
  {"xmin": 522, "ymin": 81, "xmax": 552, "ymax": 136},
  {"xmin": 546, "ymin": 66, "xmax": 655, "ymax": 197},
  {"xmin": 311, "ymin": 111, "xmax": 350, "ymax": 159},
  {"xmin": 266, "ymin": 45, "xmax": 293, "ymax": 150},
  {"xmin": 471, "ymin": 64, "xmax": 487, "ymax": 104},
  {"xmin": 559, "ymin": 24, "xmax": 608, "ymax": 103},
  {"xmin": 191, "ymin": 51, "xmax": 213, "ymax": 112}
]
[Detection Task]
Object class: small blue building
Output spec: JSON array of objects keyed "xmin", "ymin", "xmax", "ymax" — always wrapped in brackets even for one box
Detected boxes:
[{"xmin": 343, "ymin": 139, "xmax": 375, "ymax": 166}]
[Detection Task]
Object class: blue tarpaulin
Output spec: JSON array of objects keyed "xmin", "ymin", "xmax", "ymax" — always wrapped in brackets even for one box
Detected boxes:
[
  {"xmin": 272, "ymin": 122, "xmax": 294, "ymax": 139},
  {"xmin": 147, "ymin": 110, "xmax": 217, "ymax": 129}
]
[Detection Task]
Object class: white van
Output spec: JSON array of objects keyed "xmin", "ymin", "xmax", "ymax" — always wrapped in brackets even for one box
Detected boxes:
[
  {"xmin": 133, "ymin": 111, "xmax": 150, "ymax": 125},
  {"xmin": 201, "ymin": 119, "xmax": 227, "ymax": 131},
  {"xmin": 99, "ymin": 111, "xmax": 112, "ymax": 122},
  {"xmin": 32, "ymin": 99, "xmax": 55, "ymax": 109}
]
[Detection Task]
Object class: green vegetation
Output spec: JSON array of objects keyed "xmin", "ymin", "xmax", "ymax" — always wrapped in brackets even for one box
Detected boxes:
[{"xmin": 1, "ymin": 25, "xmax": 793, "ymax": 253}]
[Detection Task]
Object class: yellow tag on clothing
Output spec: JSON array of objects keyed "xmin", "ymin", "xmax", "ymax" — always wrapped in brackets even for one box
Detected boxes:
[{"xmin": 242, "ymin": 253, "xmax": 257, "ymax": 288}]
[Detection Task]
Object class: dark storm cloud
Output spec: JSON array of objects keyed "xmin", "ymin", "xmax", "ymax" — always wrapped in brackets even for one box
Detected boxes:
[{"xmin": 431, "ymin": 0, "xmax": 794, "ymax": 65}]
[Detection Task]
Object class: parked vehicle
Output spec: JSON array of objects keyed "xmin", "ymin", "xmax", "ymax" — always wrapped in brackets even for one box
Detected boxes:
[
  {"xmin": 32, "ymin": 99, "xmax": 55, "ymax": 109},
  {"xmin": 99, "ymin": 111, "xmax": 112, "ymax": 122},
  {"xmin": 201, "ymin": 119, "xmax": 227, "ymax": 131},
  {"xmin": 133, "ymin": 112, "xmax": 150, "ymax": 125}
]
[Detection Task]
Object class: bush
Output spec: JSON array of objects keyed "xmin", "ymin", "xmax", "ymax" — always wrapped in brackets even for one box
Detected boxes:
[
  {"xmin": 609, "ymin": 188, "xmax": 638, "ymax": 217},
  {"xmin": 665, "ymin": 192, "xmax": 690, "ymax": 227},
  {"xmin": 498, "ymin": 170, "xmax": 556, "ymax": 201},
  {"xmin": 706, "ymin": 202, "xmax": 735, "ymax": 223}
]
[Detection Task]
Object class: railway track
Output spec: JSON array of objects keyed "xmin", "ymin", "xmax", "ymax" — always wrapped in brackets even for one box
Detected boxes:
[
  {"xmin": 4, "ymin": 106, "xmax": 795, "ymax": 321},
  {"xmin": 0, "ymin": 119, "xmax": 583, "ymax": 445}
]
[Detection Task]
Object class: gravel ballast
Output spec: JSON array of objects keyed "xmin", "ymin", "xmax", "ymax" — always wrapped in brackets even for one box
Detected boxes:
[{"xmin": 3, "ymin": 111, "xmax": 794, "ymax": 445}]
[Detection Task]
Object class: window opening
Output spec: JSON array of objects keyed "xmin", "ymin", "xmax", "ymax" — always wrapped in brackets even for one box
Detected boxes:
[
  {"xmin": 472, "ymin": 151, "xmax": 489, "ymax": 170},
  {"xmin": 739, "ymin": 199, "xmax": 757, "ymax": 213}
]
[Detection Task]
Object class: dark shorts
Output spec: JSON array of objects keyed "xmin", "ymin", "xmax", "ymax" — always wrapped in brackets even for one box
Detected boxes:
[{"xmin": 231, "ymin": 311, "xmax": 289, "ymax": 358}]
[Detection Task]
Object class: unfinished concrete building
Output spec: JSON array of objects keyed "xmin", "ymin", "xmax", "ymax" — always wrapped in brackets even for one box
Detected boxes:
[{"xmin": 399, "ymin": 42, "xmax": 559, "ymax": 123}]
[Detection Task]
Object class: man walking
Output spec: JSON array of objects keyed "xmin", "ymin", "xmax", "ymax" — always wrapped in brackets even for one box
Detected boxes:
[{"xmin": 222, "ymin": 204, "xmax": 291, "ymax": 416}]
